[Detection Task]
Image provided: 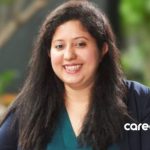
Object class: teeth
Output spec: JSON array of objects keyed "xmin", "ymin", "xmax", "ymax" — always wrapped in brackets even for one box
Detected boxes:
[{"xmin": 64, "ymin": 65, "xmax": 81, "ymax": 72}]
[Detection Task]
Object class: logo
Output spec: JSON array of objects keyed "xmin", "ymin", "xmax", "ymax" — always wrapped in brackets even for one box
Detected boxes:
[{"xmin": 124, "ymin": 123, "xmax": 150, "ymax": 131}]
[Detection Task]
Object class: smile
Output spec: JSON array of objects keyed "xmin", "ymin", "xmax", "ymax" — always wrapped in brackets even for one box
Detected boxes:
[{"xmin": 63, "ymin": 64, "xmax": 82, "ymax": 73}]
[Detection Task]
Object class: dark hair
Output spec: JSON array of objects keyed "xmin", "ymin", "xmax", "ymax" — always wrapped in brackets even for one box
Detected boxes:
[{"xmin": 2, "ymin": 0, "xmax": 129, "ymax": 150}]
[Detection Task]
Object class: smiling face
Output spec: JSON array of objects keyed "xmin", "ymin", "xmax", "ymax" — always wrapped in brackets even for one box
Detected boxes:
[{"xmin": 50, "ymin": 20, "xmax": 105, "ymax": 90}]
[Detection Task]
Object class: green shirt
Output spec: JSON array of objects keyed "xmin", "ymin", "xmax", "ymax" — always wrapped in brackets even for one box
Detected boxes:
[{"xmin": 47, "ymin": 107, "xmax": 119, "ymax": 150}]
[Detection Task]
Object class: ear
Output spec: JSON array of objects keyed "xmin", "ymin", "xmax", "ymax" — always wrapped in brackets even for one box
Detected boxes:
[{"xmin": 101, "ymin": 42, "xmax": 109, "ymax": 57}]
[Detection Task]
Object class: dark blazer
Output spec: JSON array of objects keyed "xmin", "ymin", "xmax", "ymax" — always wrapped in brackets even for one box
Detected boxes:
[{"xmin": 0, "ymin": 80, "xmax": 150, "ymax": 150}]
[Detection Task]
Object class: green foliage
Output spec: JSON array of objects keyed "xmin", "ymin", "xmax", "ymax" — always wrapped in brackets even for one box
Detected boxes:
[
  {"xmin": 119, "ymin": 0, "xmax": 150, "ymax": 86},
  {"xmin": 0, "ymin": 0, "xmax": 16, "ymax": 5},
  {"xmin": 0, "ymin": 70, "xmax": 17, "ymax": 95},
  {"xmin": 120, "ymin": 0, "xmax": 150, "ymax": 33}
]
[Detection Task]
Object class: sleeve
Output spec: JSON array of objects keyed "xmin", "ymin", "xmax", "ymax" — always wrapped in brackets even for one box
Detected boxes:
[
  {"xmin": 0, "ymin": 112, "xmax": 18, "ymax": 150},
  {"xmin": 139, "ymin": 86, "xmax": 150, "ymax": 150},
  {"xmin": 125, "ymin": 80, "xmax": 150, "ymax": 150}
]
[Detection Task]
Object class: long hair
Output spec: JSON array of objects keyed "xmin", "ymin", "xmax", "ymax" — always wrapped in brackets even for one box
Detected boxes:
[{"xmin": 2, "ymin": 0, "xmax": 128, "ymax": 150}]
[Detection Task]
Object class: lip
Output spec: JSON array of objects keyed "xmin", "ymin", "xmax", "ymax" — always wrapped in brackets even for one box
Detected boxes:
[
  {"xmin": 63, "ymin": 64, "xmax": 83, "ymax": 74},
  {"xmin": 63, "ymin": 63, "xmax": 82, "ymax": 66}
]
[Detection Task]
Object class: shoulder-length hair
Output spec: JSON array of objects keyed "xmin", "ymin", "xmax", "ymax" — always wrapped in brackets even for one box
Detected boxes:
[{"xmin": 2, "ymin": 0, "xmax": 128, "ymax": 150}]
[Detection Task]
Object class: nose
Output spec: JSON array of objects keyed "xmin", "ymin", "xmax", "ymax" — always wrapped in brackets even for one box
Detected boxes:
[{"xmin": 64, "ymin": 46, "xmax": 77, "ymax": 60}]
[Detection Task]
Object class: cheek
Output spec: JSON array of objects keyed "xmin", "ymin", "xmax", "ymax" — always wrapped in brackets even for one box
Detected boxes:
[
  {"xmin": 50, "ymin": 50, "xmax": 62, "ymax": 69},
  {"xmin": 50, "ymin": 50, "xmax": 64, "ymax": 80},
  {"xmin": 82, "ymin": 49, "xmax": 100, "ymax": 66}
]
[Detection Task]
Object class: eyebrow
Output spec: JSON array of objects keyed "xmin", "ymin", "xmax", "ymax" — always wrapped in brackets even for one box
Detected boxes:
[
  {"xmin": 52, "ymin": 36, "xmax": 89, "ymax": 42},
  {"xmin": 74, "ymin": 36, "xmax": 89, "ymax": 40}
]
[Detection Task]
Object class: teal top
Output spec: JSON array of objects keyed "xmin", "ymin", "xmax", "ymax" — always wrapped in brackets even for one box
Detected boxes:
[{"xmin": 46, "ymin": 107, "xmax": 119, "ymax": 150}]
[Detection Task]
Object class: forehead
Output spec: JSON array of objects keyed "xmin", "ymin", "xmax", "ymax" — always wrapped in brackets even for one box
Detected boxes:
[
  {"xmin": 57, "ymin": 20, "xmax": 87, "ymax": 30},
  {"xmin": 52, "ymin": 20, "xmax": 90, "ymax": 40}
]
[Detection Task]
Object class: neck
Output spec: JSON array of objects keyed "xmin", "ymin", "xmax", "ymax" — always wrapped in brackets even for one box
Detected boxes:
[
  {"xmin": 64, "ymin": 84, "xmax": 93, "ymax": 136},
  {"xmin": 64, "ymin": 84, "xmax": 93, "ymax": 111}
]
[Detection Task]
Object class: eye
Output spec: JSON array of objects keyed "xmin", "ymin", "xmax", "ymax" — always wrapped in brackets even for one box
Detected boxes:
[
  {"xmin": 55, "ymin": 44, "xmax": 64, "ymax": 50},
  {"xmin": 76, "ymin": 42, "xmax": 86, "ymax": 48}
]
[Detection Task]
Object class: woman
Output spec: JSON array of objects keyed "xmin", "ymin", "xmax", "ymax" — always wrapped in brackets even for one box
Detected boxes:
[{"xmin": 0, "ymin": 0, "xmax": 150, "ymax": 150}]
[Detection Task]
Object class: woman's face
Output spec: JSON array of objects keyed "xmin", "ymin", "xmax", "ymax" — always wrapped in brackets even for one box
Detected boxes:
[{"xmin": 50, "ymin": 20, "xmax": 105, "ymax": 90}]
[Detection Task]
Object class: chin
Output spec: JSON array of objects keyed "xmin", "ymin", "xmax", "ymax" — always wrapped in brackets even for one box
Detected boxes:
[{"xmin": 64, "ymin": 81, "xmax": 82, "ymax": 87}]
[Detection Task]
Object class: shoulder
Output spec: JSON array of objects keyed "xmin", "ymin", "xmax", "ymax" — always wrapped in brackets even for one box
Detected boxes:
[
  {"xmin": 125, "ymin": 80, "xmax": 150, "ymax": 95},
  {"xmin": 124, "ymin": 80, "xmax": 150, "ymax": 122},
  {"xmin": 0, "ymin": 111, "xmax": 18, "ymax": 150}
]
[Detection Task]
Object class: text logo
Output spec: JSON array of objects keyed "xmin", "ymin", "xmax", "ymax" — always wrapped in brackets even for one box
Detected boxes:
[{"xmin": 124, "ymin": 123, "xmax": 150, "ymax": 131}]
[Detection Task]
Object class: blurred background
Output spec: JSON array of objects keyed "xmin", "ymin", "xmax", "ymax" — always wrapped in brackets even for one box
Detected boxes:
[{"xmin": 0, "ymin": 0, "xmax": 150, "ymax": 118}]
